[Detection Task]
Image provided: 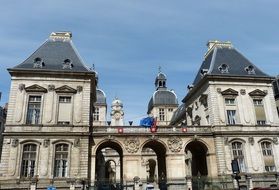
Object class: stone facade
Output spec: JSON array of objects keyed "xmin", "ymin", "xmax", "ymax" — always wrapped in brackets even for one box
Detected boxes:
[{"xmin": 1, "ymin": 35, "xmax": 279, "ymax": 190}]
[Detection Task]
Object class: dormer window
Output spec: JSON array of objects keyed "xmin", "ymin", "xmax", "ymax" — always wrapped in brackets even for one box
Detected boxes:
[
  {"xmin": 63, "ymin": 59, "xmax": 73, "ymax": 69},
  {"xmin": 245, "ymin": 65, "xmax": 256, "ymax": 75},
  {"xmin": 218, "ymin": 64, "xmax": 229, "ymax": 74},
  {"xmin": 33, "ymin": 57, "xmax": 44, "ymax": 68}
]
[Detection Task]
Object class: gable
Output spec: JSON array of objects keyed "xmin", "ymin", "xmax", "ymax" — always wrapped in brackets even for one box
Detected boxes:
[
  {"xmin": 55, "ymin": 85, "xmax": 77, "ymax": 93},
  {"xmin": 248, "ymin": 89, "xmax": 267, "ymax": 97},
  {"xmin": 221, "ymin": 88, "xmax": 239, "ymax": 96},
  {"xmin": 25, "ymin": 84, "xmax": 47, "ymax": 93}
]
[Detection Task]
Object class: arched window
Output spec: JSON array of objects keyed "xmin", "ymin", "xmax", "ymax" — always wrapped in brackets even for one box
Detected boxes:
[
  {"xmin": 231, "ymin": 142, "xmax": 245, "ymax": 172},
  {"xmin": 21, "ymin": 144, "xmax": 37, "ymax": 177},
  {"xmin": 261, "ymin": 141, "xmax": 275, "ymax": 172},
  {"xmin": 54, "ymin": 144, "xmax": 69, "ymax": 177}
]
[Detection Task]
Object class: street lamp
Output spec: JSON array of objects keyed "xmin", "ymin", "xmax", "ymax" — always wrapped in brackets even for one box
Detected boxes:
[{"xmin": 197, "ymin": 171, "xmax": 201, "ymax": 190}]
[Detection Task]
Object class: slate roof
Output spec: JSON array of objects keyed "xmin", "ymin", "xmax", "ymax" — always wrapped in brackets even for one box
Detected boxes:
[
  {"xmin": 169, "ymin": 103, "xmax": 186, "ymax": 125},
  {"xmin": 10, "ymin": 32, "xmax": 92, "ymax": 73},
  {"xmin": 147, "ymin": 89, "xmax": 178, "ymax": 114},
  {"xmin": 192, "ymin": 42, "xmax": 270, "ymax": 86},
  {"xmin": 95, "ymin": 89, "xmax": 107, "ymax": 105}
]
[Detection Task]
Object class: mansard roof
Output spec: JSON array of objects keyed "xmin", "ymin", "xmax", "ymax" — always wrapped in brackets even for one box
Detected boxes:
[
  {"xmin": 10, "ymin": 32, "xmax": 92, "ymax": 74},
  {"xmin": 192, "ymin": 41, "xmax": 270, "ymax": 86},
  {"xmin": 169, "ymin": 103, "xmax": 186, "ymax": 125}
]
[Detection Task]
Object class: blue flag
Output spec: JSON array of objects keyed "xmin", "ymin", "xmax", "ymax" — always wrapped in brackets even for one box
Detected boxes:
[{"xmin": 140, "ymin": 117, "xmax": 154, "ymax": 127}]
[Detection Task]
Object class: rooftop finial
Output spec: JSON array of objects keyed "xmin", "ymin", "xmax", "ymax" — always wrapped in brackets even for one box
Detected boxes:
[
  {"xmin": 158, "ymin": 66, "xmax": 162, "ymax": 73},
  {"xmin": 92, "ymin": 63, "xmax": 95, "ymax": 71}
]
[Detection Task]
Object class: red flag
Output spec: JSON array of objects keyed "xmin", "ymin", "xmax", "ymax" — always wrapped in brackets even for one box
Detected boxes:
[{"xmin": 150, "ymin": 117, "xmax": 157, "ymax": 133}]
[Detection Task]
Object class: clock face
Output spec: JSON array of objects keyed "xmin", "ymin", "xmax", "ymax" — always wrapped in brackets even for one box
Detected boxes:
[{"xmin": 115, "ymin": 112, "xmax": 121, "ymax": 120}]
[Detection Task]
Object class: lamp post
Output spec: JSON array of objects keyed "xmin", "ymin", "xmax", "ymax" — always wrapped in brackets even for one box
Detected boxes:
[
  {"xmin": 231, "ymin": 159, "xmax": 240, "ymax": 190},
  {"xmin": 197, "ymin": 171, "xmax": 201, "ymax": 190}
]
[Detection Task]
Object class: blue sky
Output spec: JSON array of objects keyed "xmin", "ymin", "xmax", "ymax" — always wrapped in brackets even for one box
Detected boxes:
[{"xmin": 0, "ymin": 0, "xmax": 279, "ymax": 124}]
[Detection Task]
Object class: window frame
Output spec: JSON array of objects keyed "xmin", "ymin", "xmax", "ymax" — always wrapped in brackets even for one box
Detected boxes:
[
  {"xmin": 53, "ymin": 143, "xmax": 70, "ymax": 178},
  {"xmin": 56, "ymin": 94, "xmax": 74, "ymax": 125},
  {"xmin": 159, "ymin": 108, "xmax": 165, "ymax": 121},
  {"xmin": 231, "ymin": 141, "xmax": 246, "ymax": 173},
  {"xmin": 93, "ymin": 107, "xmax": 100, "ymax": 121},
  {"xmin": 260, "ymin": 141, "xmax": 276, "ymax": 172},
  {"xmin": 20, "ymin": 143, "xmax": 39, "ymax": 178},
  {"xmin": 25, "ymin": 94, "xmax": 44, "ymax": 125},
  {"xmin": 253, "ymin": 98, "xmax": 266, "ymax": 125}
]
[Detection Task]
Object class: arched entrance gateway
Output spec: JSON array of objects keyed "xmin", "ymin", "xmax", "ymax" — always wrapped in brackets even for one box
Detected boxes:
[
  {"xmin": 185, "ymin": 141, "xmax": 209, "ymax": 190},
  {"xmin": 141, "ymin": 140, "xmax": 167, "ymax": 189},
  {"xmin": 95, "ymin": 141, "xmax": 123, "ymax": 190}
]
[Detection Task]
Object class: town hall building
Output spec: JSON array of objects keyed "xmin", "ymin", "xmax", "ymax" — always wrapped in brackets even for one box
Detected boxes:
[{"xmin": 0, "ymin": 32, "xmax": 279, "ymax": 190}]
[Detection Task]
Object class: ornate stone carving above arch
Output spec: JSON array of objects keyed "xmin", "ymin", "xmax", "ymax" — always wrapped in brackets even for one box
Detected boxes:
[
  {"xmin": 124, "ymin": 137, "xmax": 140, "ymax": 153},
  {"xmin": 167, "ymin": 136, "xmax": 182, "ymax": 153}
]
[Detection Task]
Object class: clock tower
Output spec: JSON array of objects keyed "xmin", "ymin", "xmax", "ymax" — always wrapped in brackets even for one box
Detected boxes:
[{"xmin": 110, "ymin": 97, "xmax": 124, "ymax": 126}]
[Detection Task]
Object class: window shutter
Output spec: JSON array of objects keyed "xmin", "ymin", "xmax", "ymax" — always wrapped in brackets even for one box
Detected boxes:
[
  {"xmin": 264, "ymin": 156, "xmax": 275, "ymax": 166},
  {"xmin": 255, "ymin": 106, "xmax": 266, "ymax": 121},
  {"xmin": 58, "ymin": 103, "xmax": 71, "ymax": 122}
]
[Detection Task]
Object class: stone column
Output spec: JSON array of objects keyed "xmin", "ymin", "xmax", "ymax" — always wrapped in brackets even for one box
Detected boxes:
[
  {"xmin": 246, "ymin": 174, "xmax": 253, "ymax": 190},
  {"xmin": 186, "ymin": 175, "xmax": 192, "ymax": 190}
]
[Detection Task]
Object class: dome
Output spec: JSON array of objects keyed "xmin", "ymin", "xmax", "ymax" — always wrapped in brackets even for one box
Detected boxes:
[
  {"xmin": 112, "ymin": 98, "xmax": 123, "ymax": 107},
  {"xmin": 147, "ymin": 90, "xmax": 178, "ymax": 114},
  {"xmin": 95, "ymin": 89, "xmax": 106, "ymax": 105}
]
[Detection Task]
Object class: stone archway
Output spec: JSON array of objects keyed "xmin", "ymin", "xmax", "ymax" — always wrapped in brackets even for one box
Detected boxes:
[
  {"xmin": 185, "ymin": 141, "xmax": 208, "ymax": 190},
  {"xmin": 95, "ymin": 141, "xmax": 123, "ymax": 190},
  {"xmin": 142, "ymin": 140, "xmax": 167, "ymax": 188}
]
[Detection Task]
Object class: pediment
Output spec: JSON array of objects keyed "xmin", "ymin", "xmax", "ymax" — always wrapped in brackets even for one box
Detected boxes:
[
  {"xmin": 55, "ymin": 85, "xmax": 77, "ymax": 93},
  {"xmin": 248, "ymin": 89, "xmax": 267, "ymax": 97},
  {"xmin": 25, "ymin": 84, "xmax": 47, "ymax": 93},
  {"xmin": 221, "ymin": 88, "xmax": 238, "ymax": 96}
]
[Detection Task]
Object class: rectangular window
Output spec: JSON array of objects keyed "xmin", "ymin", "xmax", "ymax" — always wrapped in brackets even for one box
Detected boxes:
[
  {"xmin": 54, "ymin": 144, "xmax": 68, "ymax": 177},
  {"xmin": 225, "ymin": 98, "xmax": 235, "ymax": 105},
  {"xmin": 261, "ymin": 142, "xmax": 275, "ymax": 172},
  {"xmin": 26, "ymin": 96, "xmax": 41, "ymax": 124},
  {"xmin": 232, "ymin": 142, "xmax": 245, "ymax": 172},
  {"xmin": 253, "ymin": 99, "xmax": 266, "ymax": 125},
  {"xmin": 168, "ymin": 108, "xmax": 173, "ymax": 112},
  {"xmin": 58, "ymin": 96, "xmax": 72, "ymax": 124},
  {"xmin": 159, "ymin": 108, "xmax": 165, "ymax": 121},
  {"xmin": 227, "ymin": 110, "xmax": 236, "ymax": 125},
  {"xmin": 93, "ymin": 107, "xmax": 99, "ymax": 121}
]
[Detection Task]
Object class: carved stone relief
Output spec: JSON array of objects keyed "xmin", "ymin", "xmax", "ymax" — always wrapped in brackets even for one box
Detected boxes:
[
  {"xmin": 11, "ymin": 138, "xmax": 19, "ymax": 147},
  {"xmin": 124, "ymin": 138, "xmax": 140, "ymax": 153},
  {"xmin": 43, "ymin": 139, "xmax": 50, "ymax": 148},
  {"xmin": 48, "ymin": 85, "xmax": 55, "ymax": 91},
  {"xmin": 74, "ymin": 138, "xmax": 80, "ymax": 147},
  {"xmin": 18, "ymin": 84, "xmax": 25, "ymax": 92},
  {"xmin": 167, "ymin": 136, "xmax": 182, "ymax": 153}
]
